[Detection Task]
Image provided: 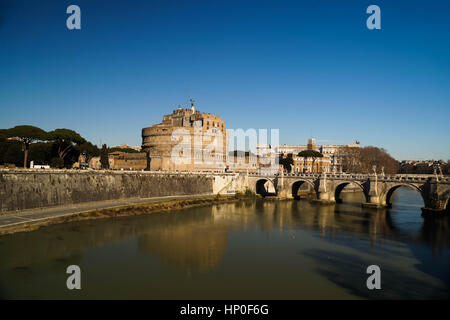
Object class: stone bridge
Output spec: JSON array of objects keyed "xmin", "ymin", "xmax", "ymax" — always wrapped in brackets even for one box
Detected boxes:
[{"xmin": 245, "ymin": 172, "xmax": 450, "ymax": 214}]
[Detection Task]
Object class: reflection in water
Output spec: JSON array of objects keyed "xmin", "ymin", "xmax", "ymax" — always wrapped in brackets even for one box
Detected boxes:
[
  {"xmin": 138, "ymin": 221, "xmax": 228, "ymax": 274},
  {"xmin": 0, "ymin": 189, "xmax": 449, "ymax": 299},
  {"xmin": 422, "ymin": 215, "xmax": 450, "ymax": 253}
]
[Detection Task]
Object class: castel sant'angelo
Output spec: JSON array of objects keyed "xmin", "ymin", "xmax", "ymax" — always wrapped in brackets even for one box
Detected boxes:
[{"xmin": 142, "ymin": 100, "xmax": 228, "ymax": 172}]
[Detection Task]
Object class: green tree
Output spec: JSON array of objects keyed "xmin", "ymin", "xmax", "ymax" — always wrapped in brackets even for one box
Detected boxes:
[
  {"xmin": 0, "ymin": 140, "xmax": 23, "ymax": 166},
  {"xmin": 100, "ymin": 144, "xmax": 109, "ymax": 169},
  {"xmin": 6, "ymin": 125, "xmax": 47, "ymax": 168},
  {"xmin": 47, "ymin": 129, "xmax": 86, "ymax": 165},
  {"xmin": 279, "ymin": 154, "xmax": 294, "ymax": 173},
  {"xmin": 297, "ymin": 150, "xmax": 323, "ymax": 173},
  {"xmin": 297, "ymin": 150, "xmax": 323, "ymax": 158},
  {"xmin": 0, "ymin": 129, "xmax": 7, "ymax": 141},
  {"xmin": 29, "ymin": 142, "xmax": 53, "ymax": 165},
  {"xmin": 50, "ymin": 157, "xmax": 64, "ymax": 169}
]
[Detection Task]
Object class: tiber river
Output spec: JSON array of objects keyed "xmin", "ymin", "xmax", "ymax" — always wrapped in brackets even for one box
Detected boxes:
[{"xmin": 0, "ymin": 188, "xmax": 449, "ymax": 299}]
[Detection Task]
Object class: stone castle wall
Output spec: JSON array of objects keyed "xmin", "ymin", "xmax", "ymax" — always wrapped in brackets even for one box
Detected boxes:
[
  {"xmin": 141, "ymin": 106, "xmax": 228, "ymax": 172},
  {"xmin": 0, "ymin": 170, "xmax": 214, "ymax": 213}
]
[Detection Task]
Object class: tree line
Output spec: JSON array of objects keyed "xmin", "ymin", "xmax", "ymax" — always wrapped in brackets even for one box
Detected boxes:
[
  {"xmin": 337, "ymin": 146, "xmax": 399, "ymax": 174},
  {"xmin": 338, "ymin": 147, "xmax": 449, "ymax": 175},
  {"xmin": 0, "ymin": 125, "xmax": 137, "ymax": 169}
]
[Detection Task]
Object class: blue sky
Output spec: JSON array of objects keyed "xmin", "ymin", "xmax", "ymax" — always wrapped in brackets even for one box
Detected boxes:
[{"xmin": 0, "ymin": 0, "xmax": 449, "ymax": 160}]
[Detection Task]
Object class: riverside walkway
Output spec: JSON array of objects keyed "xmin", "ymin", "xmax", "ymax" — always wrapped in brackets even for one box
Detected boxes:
[{"xmin": 0, "ymin": 193, "xmax": 214, "ymax": 233}]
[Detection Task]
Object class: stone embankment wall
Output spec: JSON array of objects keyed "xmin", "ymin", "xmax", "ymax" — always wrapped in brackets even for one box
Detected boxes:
[
  {"xmin": 0, "ymin": 170, "xmax": 215, "ymax": 213},
  {"xmin": 213, "ymin": 173, "xmax": 248, "ymax": 195}
]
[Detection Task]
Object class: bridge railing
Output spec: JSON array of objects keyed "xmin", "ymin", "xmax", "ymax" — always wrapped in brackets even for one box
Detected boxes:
[
  {"xmin": 381, "ymin": 175, "xmax": 450, "ymax": 183},
  {"xmin": 247, "ymin": 171, "xmax": 450, "ymax": 182}
]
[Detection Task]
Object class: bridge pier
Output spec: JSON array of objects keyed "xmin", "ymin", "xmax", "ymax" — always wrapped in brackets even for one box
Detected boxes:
[
  {"xmin": 361, "ymin": 176, "xmax": 384, "ymax": 209},
  {"xmin": 276, "ymin": 173, "xmax": 293, "ymax": 199},
  {"xmin": 362, "ymin": 195, "xmax": 384, "ymax": 209},
  {"xmin": 313, "ymin": 192, "xmax": 336, "ymax": 204},
  {"xmin": 313, "ymin": 173, "xmax": 335, "ymax": 204},
  {"xmin": 421, "ymin": 177, "xmax": 449, "ymax": 215}
]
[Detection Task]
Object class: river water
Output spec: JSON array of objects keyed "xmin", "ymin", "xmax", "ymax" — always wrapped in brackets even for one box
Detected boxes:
[{"xmin": 0, "ymin": 188, "xmax": 449, "ymax": 299}]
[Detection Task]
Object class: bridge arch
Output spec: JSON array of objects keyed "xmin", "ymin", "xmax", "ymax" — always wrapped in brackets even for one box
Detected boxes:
[
  {"xmin": 256, "ymin": 178, "xmax": 277, "ymax": 197},
  {"xmin": 383, "ymin": 183, "xmax": 425, "ymax": 208},
  {"xmin": 291, "ymin": 180, "xmax": 316, "ymax": 200},
  {"xmin": 334, "ymin": 181, "xmax": 367, "ymax": 203}
]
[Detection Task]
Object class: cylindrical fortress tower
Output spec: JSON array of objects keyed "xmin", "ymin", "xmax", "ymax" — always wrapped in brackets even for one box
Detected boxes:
[{"xmin": 142, "ymin": 104, "xmax": 227, "ymax": 171}]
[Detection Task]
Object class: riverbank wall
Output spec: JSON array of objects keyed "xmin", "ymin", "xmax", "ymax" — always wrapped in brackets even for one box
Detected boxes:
[
  {"xmin": 0, "ymin": 194, "xmax": 251, "ymax": 236},
  {"xmin": 0, "ymin": 170, "xmax": 216, "ymax": 213}
]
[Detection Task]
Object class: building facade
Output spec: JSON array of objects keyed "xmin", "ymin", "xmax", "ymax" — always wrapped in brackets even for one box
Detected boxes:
[
  {"xmin": 292, "ymin": 155, "xmax": 331, "ymax": 173},
  {"xmin": 141, "ymin": 101, "xmax": 228, "ymax": 172},
  {"xmin": 287, "ymin": 139, "xmax": 331, "ymax": 173},
  {"xmin": 108, "ymin": 151, "xmax": 147, "ymax": 170},
  {"xmin": 260, "ymin": 138, "xmax": 360, "ymax": 173}
]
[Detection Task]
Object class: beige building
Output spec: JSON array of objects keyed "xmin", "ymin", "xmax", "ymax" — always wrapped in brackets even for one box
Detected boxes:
[
  {"xmin": 279, "ymin": 139, "xmax": 331, "ymax": 173},
  {"xmin": 292, "ymin": 155, "xmax": 331, "ymax": 173},
  {"xmin": 260, "ymin": 138, "xmax": 360, "ymax": 173},
  {"xmin": 89, "ymin": 157, "xmax": 101, "ymax": 169},
  {"xmin": 142, "ymin": 100, "xmax": 228, "ymax": 172},
  {"xmin": 108, "ymin": 151, "xmax": 147, "ymax": 170}
]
